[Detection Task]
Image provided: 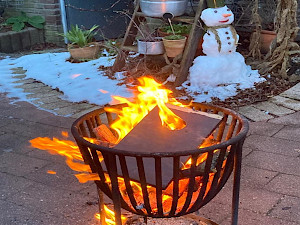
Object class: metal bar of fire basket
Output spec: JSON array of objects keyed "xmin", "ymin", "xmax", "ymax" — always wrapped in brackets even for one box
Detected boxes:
[
  {"xmin": 97, "ymin": 187, "xmax": 106, "ymax": 225},
  {"xmin": 107, "ymin": 154, "xmax": 123, "ymax": 225},
  {"xmin": 155, "ymin": 157, "xmax": 163, "ymax": 215},
  {"xmin": 231, "ymin": 139, "xmax": 244, "ymax": 225},
  {"xmin": 136, "ymin": 156, "xmax": 153, "ymax": 216},
  {"xmin": 169, "ymin": 156, "xmax": 180, "ymax": 216}
]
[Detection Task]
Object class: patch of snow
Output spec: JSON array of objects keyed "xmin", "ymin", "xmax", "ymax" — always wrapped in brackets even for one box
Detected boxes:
[{"xmin": 0, "ymin": 52, "xmax": 132, "ymax": 106}]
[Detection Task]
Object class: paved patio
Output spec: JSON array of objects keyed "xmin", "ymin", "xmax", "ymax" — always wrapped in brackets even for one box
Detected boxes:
[{"xmin": 0, "ymin": 69, "xmax": 300, "ymax": 224}]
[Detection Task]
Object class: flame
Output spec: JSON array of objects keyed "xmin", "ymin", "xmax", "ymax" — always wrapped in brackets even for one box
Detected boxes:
[
  {"xmin": 99, "ymin": 89, "xmax": 109, "ymax": 94},
  {"xmin": 47, "ymin": 170, "xmax": 57, "ymax": 175},
  {"xmin": 95, "ymin": 205, "xmax": 127, "ymax": 225},
  {"xmin": 105, "ymin": 77, "xmax": 186, "ymax": 142},
  {"xmin": 29, "ymin": 131, "xmax": 101, "ymax": 184}
]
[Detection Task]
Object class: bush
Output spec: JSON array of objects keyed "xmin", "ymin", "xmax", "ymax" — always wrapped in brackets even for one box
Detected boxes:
[{"xmin": 5, "ymin": 12, "xmax": 45, "ymax": 31}]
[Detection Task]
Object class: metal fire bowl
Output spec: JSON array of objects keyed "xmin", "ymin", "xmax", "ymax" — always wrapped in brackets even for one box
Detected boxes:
[
  {"xmin": 71, "ymin": 102, "xmax": 249, "ymax": 219},
  {"xmin": 140, "ymin": 0, "xmax": 188, "ymax": 17}
]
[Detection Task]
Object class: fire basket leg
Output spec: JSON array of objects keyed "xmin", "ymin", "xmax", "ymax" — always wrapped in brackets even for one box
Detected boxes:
[
  {"xmin": 97, "ymin": 187, "xmax": 106, "ymax": 225},
  {"xmin": 231, "ymin": 141, "xmax": 244, "ymax": 225}
]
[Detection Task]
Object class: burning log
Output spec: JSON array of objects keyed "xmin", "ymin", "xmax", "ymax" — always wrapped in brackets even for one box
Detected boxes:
[{"xmin": 94, "ymin": 124, "xmax": 118, "ymax": 146}]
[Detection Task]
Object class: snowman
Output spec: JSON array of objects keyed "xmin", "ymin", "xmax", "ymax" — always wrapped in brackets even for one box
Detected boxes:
[{"xmin": 188, "ymin": 0, "xmax": 262, "ymax": 88}]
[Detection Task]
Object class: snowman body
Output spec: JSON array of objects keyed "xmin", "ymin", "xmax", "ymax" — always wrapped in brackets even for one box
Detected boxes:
[
  {"xmin": 189, "ymin": 5, "xmax": 260, "ymax": 88},
  {"xmin": 202, "ymin": 26, "xmax": 238, "ymax": 56}
]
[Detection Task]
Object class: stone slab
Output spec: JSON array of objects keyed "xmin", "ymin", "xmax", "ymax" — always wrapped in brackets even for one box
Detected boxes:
[
  {"xmin": 265, "ymin": 174, "xmax": 300, "ymax": 197},
  {"xmin": 0, "ymin": 172, "xmax": 35, "ymax": 200},
  {"xmin": 238, "ymin": 106, "xmax": 274, "ymax": 121},
  {"xmin": 269, "ymin": 195, "xmax": 300, "ymax": 223},
  {"xmin": 273, "ymin": 126, "xmax": 300, "ymax": 142},
  {"xmin": 4, "ymin": 119, "xmax": 63, "ymax": 139},
  {"xmin": 221, "ymin": 208, "xmax": 299, "ymax": 225},
  {"xmin": 243, "ymin": 151, "xmax": 300, "ymax": 175},
  {"xmin": 0, "ymin": 152, "xmax": 50, "ymax": 176},
  {"xmin": 26, "ymin": 91, "xmax": 61, "ymax": 100},
  {"xmin": 14, "ymin": 82, "xmax": 46, "ymax": 90},
  {"xmin": 248, "ymin": 121, "xmax": 285, "ymax": 136},
  {"xmin": 268, "ymin": 111, "xmax": 300, "ymax": 126},
  {"xmin": 280, "ymin": 83, "xmax": 300, "ymax": 100},
  {"xmin": 24, "ymin": 163, "xmax": 85, "ymax": 192},
  {"xmin": 241, "ymin": 165, "xmax": 278, "ymax": 188},
  {"xmin": 270, "ymin": 95, "xmax": 300, "ymax": 111},
  {"xmin": 8, "ymin": 183, "xmax": 98, "ymax": 224},
  {"xmin": 37, "ymin": 101, "xmax": 75, "ymax": 110},
  {"xmin": 12, "ymin": 78, "xmax": 36, "ymax": 84},
  {"xmin": 253, "ymin": 102, "xmax": 295, "ymax": 116},
  {"xmin": 53, "ymin": 103, "xmax": 95, "ymax": 116},
  {"xmin": 244, "ymin": 135, "xmax": 300, "ymax": 157}
]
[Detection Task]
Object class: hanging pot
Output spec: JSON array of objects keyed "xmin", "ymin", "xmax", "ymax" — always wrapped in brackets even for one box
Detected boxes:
[{"xmin": 140, "ymin": 0, "xmax": 188, "ymax": 17}]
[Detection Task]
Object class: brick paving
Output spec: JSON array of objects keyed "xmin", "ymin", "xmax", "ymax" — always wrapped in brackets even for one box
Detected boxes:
[{"xmin": 0, "ymin": 64, "xmax": 299, "ymax": 224}]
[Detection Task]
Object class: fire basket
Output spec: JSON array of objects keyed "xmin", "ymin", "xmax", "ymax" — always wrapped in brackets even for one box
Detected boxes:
[{"xmin": 71, "ymin": 102, "xmax": 248, "ymax": 225}]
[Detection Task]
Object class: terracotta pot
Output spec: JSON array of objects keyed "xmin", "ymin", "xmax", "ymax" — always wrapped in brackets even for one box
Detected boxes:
[
  {"xmin": 158, "ymin": 29, "xmax": 203, "ymax": 56},
  {"xmin": 260, "ymin": 30, "xmax": 276, "ymax": 54},
  {"xmin": 162, "ymin": 36, "xmax": 187, "ymax": 58},
  {"xmin": 68, "ymin": 42, "xmax": 101, "ymax": 60}
]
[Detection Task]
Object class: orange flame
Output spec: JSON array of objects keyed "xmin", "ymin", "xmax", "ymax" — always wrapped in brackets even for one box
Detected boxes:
[
  {"xmin": 105, "ymin": 77, "xmax": 186, "ymax": 142},
  {"xmin": 95, "ymin": 205, "xmax": 127, "ymax": 225}
]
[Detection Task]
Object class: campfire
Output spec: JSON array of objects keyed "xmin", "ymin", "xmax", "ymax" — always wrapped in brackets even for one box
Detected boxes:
[{"xmin": 30, "ymin": 77, "xmax": 248, "ymax": 225}]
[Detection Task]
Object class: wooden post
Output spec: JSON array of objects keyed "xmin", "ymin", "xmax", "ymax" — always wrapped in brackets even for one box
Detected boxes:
[{"xmin": 175, "ymin": 0, "xmax": 207, "ymax": 86}]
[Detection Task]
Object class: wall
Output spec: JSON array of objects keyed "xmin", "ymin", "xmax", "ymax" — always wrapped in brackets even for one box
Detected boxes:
[
  {"xmin": 297, "ymin": 3, "xmax": 300, "ymax": 42},
  {"xmin": 1, "ymin": 0, "xmax": 64, "ymax": 45}
]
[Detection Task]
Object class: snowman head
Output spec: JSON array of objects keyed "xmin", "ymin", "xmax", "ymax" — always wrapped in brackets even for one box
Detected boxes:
[{"xmin": 201, "ymin": 6, "xmax": 234, "ymax": 27}]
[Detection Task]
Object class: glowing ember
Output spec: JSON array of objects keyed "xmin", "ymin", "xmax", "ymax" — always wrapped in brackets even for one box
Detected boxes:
[{"xmin": 105, "ymin": 76, "xmax": 187, "ymax": 142}]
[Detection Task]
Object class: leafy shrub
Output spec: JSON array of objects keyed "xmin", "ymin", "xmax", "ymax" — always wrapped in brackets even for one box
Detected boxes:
[
  {"xmin": 163, "ymin": 34, "xmax": 185, "ymax": 40},
  {"xmin": 61, "ymin": 25, "xmax": 99, "ymax": 48},
  {"xmin": 6, "ymin": 12, "xmax": 45, "ymax": 31},
  {"xmin": 161, "ymin": 23, "xmax": 192, "ymax": 35}
]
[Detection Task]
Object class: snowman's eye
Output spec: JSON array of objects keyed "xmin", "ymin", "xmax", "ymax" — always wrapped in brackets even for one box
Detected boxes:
[
  {"xmin": 214, "ymin": 10, "xmax": 218, "ymax": 13},
  {"xmin": 227, "ymin": 8, "xmax": 231, "ymax": 11}
]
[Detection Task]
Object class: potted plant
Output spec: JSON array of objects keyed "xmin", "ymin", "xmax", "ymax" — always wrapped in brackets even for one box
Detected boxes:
[
  {"xmin": 162, "ymin": 34, "xmax": 187, "ymax": 57},
  {"xmin": 61, "ymin": 24, "xmax": 101, "ymax": 60},
  {"xmin": 159, "ymin": 23, "xmax": 203, "ymax": 56}
]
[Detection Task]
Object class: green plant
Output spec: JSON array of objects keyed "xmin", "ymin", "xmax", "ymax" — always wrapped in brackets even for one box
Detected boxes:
[
  {"xmin": 160, "ymin": 23, "xmax": 191, "ymax": 35},
  {"xmin": 163, "ymin": 34, "xmax": 185, "ymax": 40},
  {"xmin": 5, "ymin": 12, "xmax": 45, "ymax": 31},
  {"xmin": 61, "ymin": 24, "xmax": 99, "ymax": 48}
]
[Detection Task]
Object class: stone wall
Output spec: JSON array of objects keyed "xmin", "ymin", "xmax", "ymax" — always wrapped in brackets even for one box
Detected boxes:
[{"xmin": 2, "ymin": 0, "xmax": 64, "ymax": 45}]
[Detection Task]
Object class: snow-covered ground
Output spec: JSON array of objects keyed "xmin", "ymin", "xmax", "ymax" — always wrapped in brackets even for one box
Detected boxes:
[
  {"xmin": 0, "ymin": 52, "xmax": 132, "ymax": 105},
  {"xmin": 0, "ymin": 51, "xmax": 265, "ymax": 105}
]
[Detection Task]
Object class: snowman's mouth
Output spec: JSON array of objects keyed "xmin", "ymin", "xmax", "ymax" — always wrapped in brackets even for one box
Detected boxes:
[{"xmin": 219, "ymin": 19, "xmax": 229, "ymax": 23}]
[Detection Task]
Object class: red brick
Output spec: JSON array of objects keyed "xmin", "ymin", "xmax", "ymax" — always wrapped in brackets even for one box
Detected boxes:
[
  {"xmin": 40, "ymin": 0, "xmax": 59, "ymax": 4},
  {"xmin": 44, "ymin": 4, "xmax": 59, "ymax": 9}
]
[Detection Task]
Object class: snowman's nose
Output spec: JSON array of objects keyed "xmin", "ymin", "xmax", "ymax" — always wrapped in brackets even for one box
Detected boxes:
[{"xmin": 223, "ymin": 13, "xmax": 232, "ymax": 17}]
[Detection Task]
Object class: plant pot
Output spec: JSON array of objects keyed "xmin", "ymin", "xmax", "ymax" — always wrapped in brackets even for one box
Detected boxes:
[
  {"xmin": 260, "ymin": 30, "xmax": 276, "ymax": 54},
  {"xmin": 162, "ymin": 36, "xmax": 187, "ymax": 58},
  {"xmin": 158, "ymin": 29, "xmax": 203, "ymax": 56},
  {"xmin": 68, "ymin": 42, "xmax": 101, "ymax": 60},
  {"xmin": 137, "ymin": 37, "xmax": 165, "ymax": 55}
]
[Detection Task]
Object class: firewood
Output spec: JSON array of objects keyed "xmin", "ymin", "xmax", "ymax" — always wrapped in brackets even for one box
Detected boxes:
[{"xmin": 93, "ymin": 124, "xmax": 118, "ymax": 144}]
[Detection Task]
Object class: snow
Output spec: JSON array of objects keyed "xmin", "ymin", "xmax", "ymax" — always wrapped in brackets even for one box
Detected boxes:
[{"xmin": 0, "ymin": 52, "xmax": 132, "ymax": 105}]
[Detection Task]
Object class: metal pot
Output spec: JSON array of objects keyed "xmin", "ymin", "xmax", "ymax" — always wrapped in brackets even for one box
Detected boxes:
[
  {"xmin": 140, "ymin": 0, "xmax": 188, "ymax": 17},
  {"xmin": 137, "ymin": 37, "xmax": 165, "ymax": 55}
]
